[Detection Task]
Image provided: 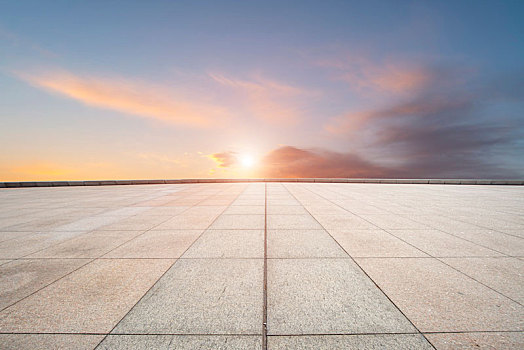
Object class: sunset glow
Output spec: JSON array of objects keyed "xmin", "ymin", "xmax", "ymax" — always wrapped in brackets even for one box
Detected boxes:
[
  {"xmin": 240, "ymin": 155, "xmax": 255, "ymax": 168},
  {"xmin": 1, "ymin": 1, "xmax": 523, "ymax": 181}
]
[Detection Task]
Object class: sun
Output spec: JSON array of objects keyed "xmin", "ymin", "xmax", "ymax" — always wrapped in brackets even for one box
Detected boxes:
[{"xmin": 240, "ymin": 154, "xmax": 255, "ymax": 168}]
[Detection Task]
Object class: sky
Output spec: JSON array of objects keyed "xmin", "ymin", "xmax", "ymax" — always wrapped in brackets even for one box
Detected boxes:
[{"xmin": 1, "ymin": 0, "xmax": 523, "ymax": 180}]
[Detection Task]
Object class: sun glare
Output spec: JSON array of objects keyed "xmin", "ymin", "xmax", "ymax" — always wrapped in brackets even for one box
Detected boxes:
[{"xmin": 240, "ymin": 154, "xmax": 255, "ymax": 168}]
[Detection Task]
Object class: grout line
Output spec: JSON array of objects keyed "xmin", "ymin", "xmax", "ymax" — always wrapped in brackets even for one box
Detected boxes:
[
  {"xmin": 6, "ymin": 255, "xmax": 523, "ymax": 261},
  {"xmin": 262, "ymin": 183, "xmax": 268, "ymax": 350},
  {"xmin": 283, "ymin": 183, "xmax": 438, "ymax": 350},
  {"xmin": 93, "ymin": 183, "xmax": 249, "ymax": 349},
  {"xmin": 0, "ymin": 330, "xmax": 522, "ymax": 336}
]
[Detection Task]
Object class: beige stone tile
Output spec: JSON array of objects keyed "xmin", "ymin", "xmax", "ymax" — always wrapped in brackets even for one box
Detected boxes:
[
  {"xmin": 0, "ymin": 259, "xmax": 174, "ymax": 333},
  {"xmin": 356, "ymin": 257, "xmax": 523, "ymax": 332}
]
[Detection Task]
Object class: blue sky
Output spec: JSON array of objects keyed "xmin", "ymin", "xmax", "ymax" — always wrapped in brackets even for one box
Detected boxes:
[{"xmin": 1, "ymin": 0, "xmax": 523, "ymax": 180}]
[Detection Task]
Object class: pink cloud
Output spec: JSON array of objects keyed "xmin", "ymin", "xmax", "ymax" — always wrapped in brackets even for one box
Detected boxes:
[
  {"xmin": 318, "ymin": 54, "xmax": 433, "ymax": 95},
  {"xmin": 19, "ymin": 70, "xmax": 229, "ymax": 127}
]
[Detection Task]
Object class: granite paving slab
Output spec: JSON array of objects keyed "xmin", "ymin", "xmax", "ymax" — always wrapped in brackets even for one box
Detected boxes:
[
  {"xmin": 267, "ymin": 229, "xmax": 346, "ymax": 258},
  {"xmin": 267, "ymin": 334, "xmax": 433, "ymax": 349},
  {"xmin": 0, "ymin": 334, "xmax": 105, "ymax": 350},
  {"xmin": 0, "ymin": 258, "xmax": 89, "ymax": 310},
  {"xmin": 441, "ymin": 257, "xmax": 524, "ymax": 304},
  {"xmin": 28, "ymin": 230, "xmax": 143, "ymax": 258},
  {"xmin": 329, "ymin": 229, "xmax": 428, "ymax": 257},
  {"xmin": 267, "ymin": 258, "xmax": 416, "ymax": 334},
  {"xmin": 103, "ymin": 230, "xmax": 202, "ymax": 258},
  {"xmin": 182, "ymin": 229, "xmax": 264, "ymax": 258},
  {"xmin": 0, "ymin": 259, "xmax": 174, "ymax": 333},
  {"xmin": 97, "ymin": 335, "xmax": 262, "ymax": 350},
  {"xmin": 356, "ymin": 257, "xmax": 524, "ymax": 332},
  {"xmin": 424, "ymin": 331, "xmax": 524, "ymax": 349},
  {"xmin": 112, "ymin": 258, "xmax": 263, "ymax": 334}
]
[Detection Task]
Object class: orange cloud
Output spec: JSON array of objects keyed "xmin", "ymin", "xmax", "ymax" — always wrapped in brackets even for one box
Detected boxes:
[
  {"xmin": 209, "ymin": 151, "xmax": 238, "ymax": 168},
  {"xmin": 18, "ymin": 70, "xmax": 228, "ymax": 127},
  {"xmin": 210, "ymin": 73, "xmax": 310, "ymax": 125}
]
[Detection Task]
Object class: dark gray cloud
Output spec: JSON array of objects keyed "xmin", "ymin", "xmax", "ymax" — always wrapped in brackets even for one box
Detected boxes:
[{"xmin": 328, "ymin": 64, "xmax": 524, "ymax": 178}]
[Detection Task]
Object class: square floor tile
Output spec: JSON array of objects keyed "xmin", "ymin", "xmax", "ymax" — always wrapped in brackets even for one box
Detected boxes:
[
  {"xmin": 441, "ymin": 257, "xmax": 524, "ymax": 304},
  {"xmin": 268, "ymin": 229, "xmax": 346, "ymax": 258},
  {"xmin": 267, "ymin": 259, "xmax": 416, "ymax": 334},
  {"xmin": 267, "ymin": 334, "xmax": 433, "ymax": 349},
  {"xmin": 389, "ymin": 230, "xmax": 503, "ymax": 257},
  {"xmin": 182, "ymin": 229, "xmax": 263, "ymax": 258},
  {"xmin": 112, "ymin": 259, "xmax": 263, "ymax": 334},
  {"xmin": 0, "ymin": 259, "xmax": 89, "ymax": 310},
  {"xmin": 0, "ymin": 334, "xmax": 104, "ymax": 350},
  {"xmin": 98, "ymin": 335, "xmax": 262, "ymax": 350},
  {"xmin": 356, "ymin": 257, "xmax": 523, "ymax": 332},
  {"xmin": 267, "ymin": 215, "xmax": 322, "ymax": 230},
  {"xmin": 313, "ymin": 215, "xmax": 377, "ymax": 230},
  {"xmin": 209, "ymin": 215, "xmax": 265, "ymax": 230},
  {"xmin": 28, "ymin": 230, "xmax": 142, "ymax": 258},
  {"xmin": 0, "ymin": 259, "xmax": 174, "ymax": 333},
  {"xmin": 425, "ymin": 331, "xmax": 524, "ymax": 350},
  {"xmin": 104, "ymin": 230, "xmax": 202, "ymax": 258},
  {"xmin": 329, "ymin": 229, "xmax": 428, "ymax": 257}
]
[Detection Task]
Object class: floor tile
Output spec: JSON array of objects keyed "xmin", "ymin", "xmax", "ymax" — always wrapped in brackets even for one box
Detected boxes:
[
  {"xmin": 267, "ymin": 215, "xmax": 322, "ymax": 230},
  {"xmin": 0, "ymin": 259, "xmax": 174, "ymax": 333},
  {"xmin": 313, "ymin": 215, "xmax": 377, "ymax": 230},
  {"xmin": 104, "ymin": 230, "xmax": 202, "ymax": 258},
  {"xmin": 267, "ymin": 229, "xmax": 346, "ymax": 258},
  {"xmin": 330, "ymin": 229, "xmax": 428, "ymax": 257},
  {"xmin": 450, "ymin": 229, "xmax": 524, "ymax": 256},
  {"xmin": 28, "ymin": 230, "xmax": 142, "ymax": 258},
  {"xmin": 154, "ymin": 214, "xmax": 219, "ymax": 230},
  {"xmin": 359, "ymin": 215, "xmax": 431, "ymax": 229},
  {"xmin": 0, "ymin": 334, "xmax": 104, "ymax": 350},
  {"xmin": 267, "ymin": 334, "xmax": 433, "ymax": 349},
  {"xmin": 182, "ymin": 229, "xmax": 263, "ymax": 258},
  {"xmin": 98, "ymin": 335, "xmax": 262, "ymax": 350},
  {"xmin": 209, "ymin": 215, "xmax": 265, "ymax": 229},
  {"xmin": 441, "ymin": 257, "xmax": 524, "ymax": 304},
  {"xmin": 356, "ymin": 257, "xmax": 524, "ymax": 332},
  {"xmin": 267, "ymin": 259, "xmax": 416, "ymax": 334},
  {"xmin": 425, "ymin": 331, "xmax": 524, "ymax": 350},
  {"xmin": 0, "ymin": 231, "xmax": 87, "ymax": 259},
  {"xmin": 112, "ymin": 259, "xmax": 263, "ymax": 334},
  {"xmin": 222, "ymin": 206, "xmax": 265, "ymax": 215},
  {"xmin": 389, "ymin": 230, "xmax": 502, "ymax": 257},
  {"xmin": 0, "ymin": 259, "xmax": 89, "ymax": 310}
]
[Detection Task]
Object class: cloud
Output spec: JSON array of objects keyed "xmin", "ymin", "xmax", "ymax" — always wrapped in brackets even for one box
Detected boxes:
[
  {"xmin": 18, "ymin": 70, "xmax": 229, "ymax": 127},
  {"xmin": 260, "ymin": 146, "xmax": 389, "ymax": 178},
  {"xmin": 210, "ymin": 73, "xmax": 311, "ymax": 125},
  {"xmin": 209, "ymin": 151, "xmax": 238, "ymax": 168},
  {"xmin": 324, "ymin": 64, "xmax": 524, "ymax": 178},
  {"xmin": 317, "ymin": 54, "xmax": 437, "ymax": 95}
]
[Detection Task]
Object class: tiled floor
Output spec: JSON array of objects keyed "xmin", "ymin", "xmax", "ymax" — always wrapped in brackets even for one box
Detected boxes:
[{"xmin": 0, "ymin": 183, "xmax": 522, "ymax": 349}]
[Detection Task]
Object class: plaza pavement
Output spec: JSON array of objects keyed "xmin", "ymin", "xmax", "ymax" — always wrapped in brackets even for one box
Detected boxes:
[{"xmin": 0, "ymin": 182, "xmax": 522, "ymax": 349}]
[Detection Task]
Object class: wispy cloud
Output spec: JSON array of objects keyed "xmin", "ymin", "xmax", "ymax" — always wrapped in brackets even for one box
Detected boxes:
[
  {"xmin": 317, "ymin": 54, "xmax": 436, "ymax": 95},
  {"xmin": 18, "ymin": 70, "xmax": 229, "ymax": 127},
  {"xmin": 210, "ymin": 73, "xmax": 311, "ymax": 125}
]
